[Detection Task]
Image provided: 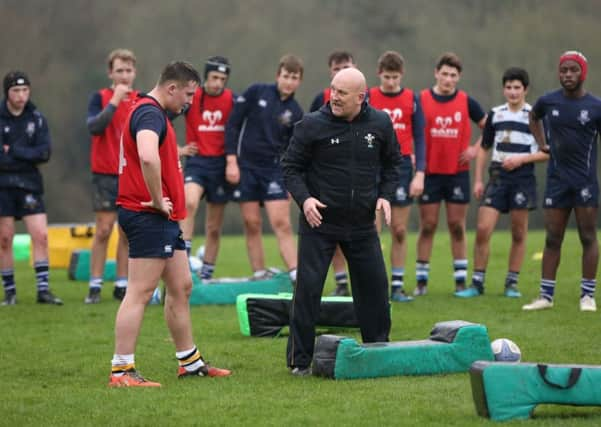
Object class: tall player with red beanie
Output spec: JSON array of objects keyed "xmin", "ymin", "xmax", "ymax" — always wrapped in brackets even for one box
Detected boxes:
[
  {"xmin": 180, "ymin": 56, "xmax": 234, "ymax": 281},
  {"xmin": 85, "ymin": 49, "xmax": 138, "ymax": 304},
  {"xmin": 110, "ymin": 61, "xmax": 231, "ymax": 387},
  {"xmin": 368, "ymin": 51, "xmax": 425, "ymax": 302},
  {"xmin": 415, "ymin": 52, "xmax": 486, "ymax": 296},
  {"xmin": 523, "ymin": 50, "xmax": 601, "ymax": 312}
]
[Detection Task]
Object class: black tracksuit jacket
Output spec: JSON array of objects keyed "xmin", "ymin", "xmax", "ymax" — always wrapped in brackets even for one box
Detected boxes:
[{"xmin": 282, "ymin": 101, "xmax": 403, "ymax": 237}]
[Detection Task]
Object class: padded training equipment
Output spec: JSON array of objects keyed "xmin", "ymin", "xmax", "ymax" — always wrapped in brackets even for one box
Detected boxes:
[
  {"xmin": 312, "ymin": 320, "xmax": 493, "ymax": 379},
  {"xmin": 236, "ymin": 293, "xmax": 358, "ymax": 337},
  {"xmin": 470, "ymin": 361, "xmax": 601, "ymax": 421},
  {"xmin": 68, "ymin": 249, "xmax": 116, "ymax": 281},
  {"xmin": 46, "ymin": 223, "xmax": 118, "ymax": 268},
  {"xmin": 189, "ymin": 273, "xmax": 292, "ymax": 305}
]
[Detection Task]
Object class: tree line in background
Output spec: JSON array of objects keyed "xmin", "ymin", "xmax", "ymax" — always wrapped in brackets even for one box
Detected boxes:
[{"xmin": 2, "ymin": 0, "xmax": 600, "ymax": 232}]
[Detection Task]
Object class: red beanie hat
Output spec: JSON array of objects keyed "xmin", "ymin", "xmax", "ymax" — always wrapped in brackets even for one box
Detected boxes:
[{"xmin": 559, "ymin": 50, "xmax": 588, "ymax": 82}]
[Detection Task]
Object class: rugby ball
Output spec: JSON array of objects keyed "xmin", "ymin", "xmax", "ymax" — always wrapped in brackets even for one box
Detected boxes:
[{"xmin": 491, "ymin": 338, "xmax": 521, "ymax": 362}]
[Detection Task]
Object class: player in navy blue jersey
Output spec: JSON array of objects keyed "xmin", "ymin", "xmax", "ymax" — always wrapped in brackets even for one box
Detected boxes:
[
  {"xmin": 225, "ymin": 55, "xmax": 303, "ymax": 283},
  {"xmin": 455, "ymin": 67, "xmax": 548, "ymax": 299},
  {"xmin": 522, "ymin": 51, "xmax": 601, "ymax": 312},
  {"xmin": 0, "ymin": 71, "xmax": 62, "ymax": 305}
]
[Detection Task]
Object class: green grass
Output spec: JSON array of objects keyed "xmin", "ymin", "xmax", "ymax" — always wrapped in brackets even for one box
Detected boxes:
[{"xmin": 1, "ymin": 230, "xmax": 601, "ymax": 426}]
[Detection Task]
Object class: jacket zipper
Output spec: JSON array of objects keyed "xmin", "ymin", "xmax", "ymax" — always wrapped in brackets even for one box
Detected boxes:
[{"xmin": 349, "ymin": 122, "xmax": 355, "ymax": 230}]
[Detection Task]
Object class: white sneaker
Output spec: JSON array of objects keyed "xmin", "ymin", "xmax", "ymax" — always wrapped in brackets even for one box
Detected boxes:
[
  {"xmin": 522, "ymin": 297, "xmax": 553, "ymax": 311},
  {"xmin": 580, "ymin": 295, "xmax": 597, "ymax": 312}
]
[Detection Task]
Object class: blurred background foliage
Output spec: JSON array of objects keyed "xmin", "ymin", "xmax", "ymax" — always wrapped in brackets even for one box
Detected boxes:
[{"xmin": 2, "ymin": 0, "xmax": 600, "ymax": 232}]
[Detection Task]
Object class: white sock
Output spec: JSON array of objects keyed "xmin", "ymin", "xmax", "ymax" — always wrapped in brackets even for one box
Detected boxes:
[{"xmin": 111, "ymin": 353, "xmax": 135, "ymax": 376}]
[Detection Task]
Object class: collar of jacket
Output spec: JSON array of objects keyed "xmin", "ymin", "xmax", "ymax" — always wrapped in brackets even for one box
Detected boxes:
[{"xmin": 0, "ymin": 99, "xmax": 36, "ymax": 118}]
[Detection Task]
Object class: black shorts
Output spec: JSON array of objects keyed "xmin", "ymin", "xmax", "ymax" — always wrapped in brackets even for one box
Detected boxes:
[
  {"xmin": 544, "ymin": 173, "xmax": 599, "ymax": 209},
  {"xmin": 118, "ymin": 207, "xmax": 185, "ymax": 258},
  {"xmin": 391, "ymin": 156, "xmax": 413, "ymax": 207},
  {"xmin": 183, "ymin": 163, "xmax": 231, "ymax": 204},
  {"xmin": 481, "ymin": 173, "xmax": 537, "ymax": 213},
  {"xmin": 231, "ymin": 167, "xmax": 288, "ymax": 202},
  {"xmin": 92, "ymin": 173, "xmax": 118, "ymax": 212},
  {"xmin": 419, "ymin": 171, "xmax": 470, "ymax": 205},
  {"xmin": 0, "ymin": 188, "xmax": 46, "ymax": 219}
]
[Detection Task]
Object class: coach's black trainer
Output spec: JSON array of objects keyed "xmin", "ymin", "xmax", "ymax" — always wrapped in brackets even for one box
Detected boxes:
[
  {"xmin": 37, "ymin": 290, "xmax": 63, "ymax": 305},
  {"xmin": 1, "ymin": 291, "xmax": 16, "ymax": 306},
  {"xmin": 85, "ymin": 287, "xmax": 101, "ymax": 304},
  {"xmin": 113, "ymin": 286, "xmax": 126, "ymax": 301}
]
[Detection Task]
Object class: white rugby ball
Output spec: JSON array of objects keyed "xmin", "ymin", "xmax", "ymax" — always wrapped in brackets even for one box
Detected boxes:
[{"xmin": 491, "ymin": 338, "xmax": 521, "ymax": 362}]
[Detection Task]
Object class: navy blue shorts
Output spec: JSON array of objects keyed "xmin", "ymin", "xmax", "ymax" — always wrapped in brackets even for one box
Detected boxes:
[
  {"xmin": 183, "ymin": 163, "xmax": 230, "ymax": 204},
  {"xmin": 481, "ymin": 173, "xmax": 537, "ymax": 213},
  {"xmin": 231, "ymin": 167, "xmax": 288, "ymax": 202},
  {"xmin": 118, "ymin": 207, "xmax": 185, "ymax": 258},
  {"xmin": 92, "ymin": 173, "xmax": 118, "ymax": 212},
  {"xmin": 418, "ymin": 171, "xmax": 470, "ymax": 205},
  {"xmin": 0, "ymin": 188, "xmax": 46, "ymax": 219},
  {"xmin": 391, "ymin": 156, "xmax": 413, "ymax": 207},
  {"xmin": 543, "ymin": 173, "xmax": 599, "ymax": 209}
]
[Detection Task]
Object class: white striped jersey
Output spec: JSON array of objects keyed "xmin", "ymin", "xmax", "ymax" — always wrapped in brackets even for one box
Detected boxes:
[{"xmin": 481, "ymin": 103, "xmax": 538, "ymax": 177}]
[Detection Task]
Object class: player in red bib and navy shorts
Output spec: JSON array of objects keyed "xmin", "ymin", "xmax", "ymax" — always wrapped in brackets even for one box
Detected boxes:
[
  {"xmin": 109, "ymin": 62, "xmax": 231, "ymax": 388},
  {"xmin": 415, "ymin": 52, "xmax": 486, "ymax": 296},
  {"xmin": 85, "ymin": 49, "xmax": 138, "ymax": 304},
  {"xmin": 523, "ymin": 51, "xmax": 601, "ymax": 312},
  {"xmin": 180, "ymin": 56, "xmax": 234, "ymax": 281},
  {"xmin": 368, "ymin": 51, "xmax": 425, "ymax": 303}
]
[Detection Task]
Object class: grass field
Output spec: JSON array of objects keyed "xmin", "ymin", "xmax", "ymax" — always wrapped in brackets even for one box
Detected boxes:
[{"xmin": 1, "ymin": 229, "xmax": 601, "ymax": 426}]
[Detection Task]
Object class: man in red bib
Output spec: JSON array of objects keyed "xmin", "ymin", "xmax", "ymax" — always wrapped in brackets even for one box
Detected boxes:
[
  {"xmin": 368, "ymin": 51, "xmax": 425, "ymax": 302},
  {"xmin": 415, "ymin": 52, "xmax": 486, "ymax": 296},
  {"xmin": 85, "ymin": 49, "xmax": 138, "ymax": 304},
  {"xmin": 109, "ymin": 62, "xmax": 230, "ymax": 387},
  {"xmin": 180, "ymin": 56, "xmax": 234, "ymax": 280}
]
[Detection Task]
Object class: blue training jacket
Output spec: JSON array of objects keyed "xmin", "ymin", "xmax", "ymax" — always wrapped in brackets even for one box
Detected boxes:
[
  {"xmin": 225, "ymin": 83, "xmax": 303, "ymax": 169},
  {"xmin": 0, "ymin": 99, "xmax": 51, "ymax": 192}
]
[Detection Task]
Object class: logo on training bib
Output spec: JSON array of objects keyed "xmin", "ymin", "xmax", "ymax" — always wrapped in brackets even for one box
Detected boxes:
[
  {"xmin": 198, "ymin": 110, "xmax": 224, "ymax": 131},
  {"xmin": 431, "ymin": 115, "xmax": 459, "ymax": 138}
]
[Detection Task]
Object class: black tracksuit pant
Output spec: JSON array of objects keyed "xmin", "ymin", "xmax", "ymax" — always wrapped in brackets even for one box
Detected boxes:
[{"xmin": 286, "ymin": 226, "xmax": 391, "ymax": 369}]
